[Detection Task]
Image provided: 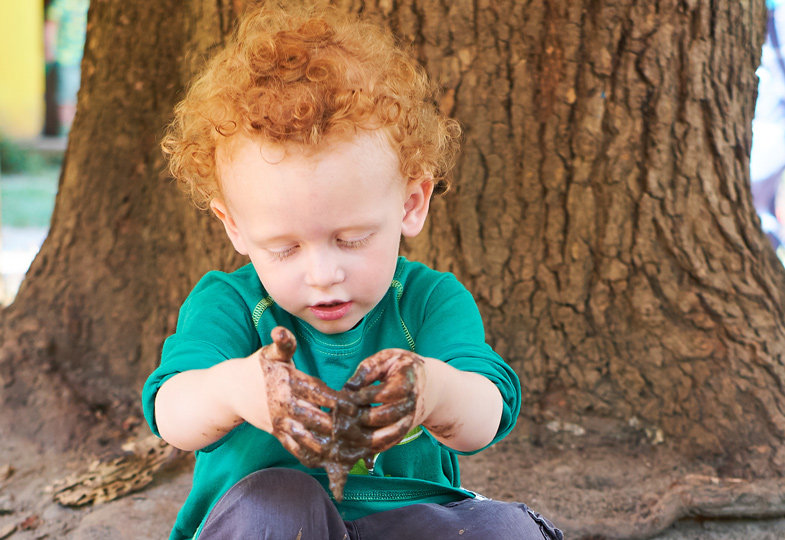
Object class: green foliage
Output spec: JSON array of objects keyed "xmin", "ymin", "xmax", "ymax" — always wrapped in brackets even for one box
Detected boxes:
[
  {"xmin": 1, "ymin": 170, "xmax": 60, "ymax": 228},
  {"xmin": 0, "ymin": 135, "xmax": 58, "ymax": 174}
]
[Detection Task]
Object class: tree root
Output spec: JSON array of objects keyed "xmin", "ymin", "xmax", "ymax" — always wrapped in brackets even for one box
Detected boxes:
[
  {"xmin": 567, "ymin": 475, "xmax": 785, "ymax": 539},
  {"xmin": 459, "ymin": 425, "xmax": 785, "ymax": 540},
  {"xmin": 47, "ymin": 436, "xmax": 188, "ymax": 507}
]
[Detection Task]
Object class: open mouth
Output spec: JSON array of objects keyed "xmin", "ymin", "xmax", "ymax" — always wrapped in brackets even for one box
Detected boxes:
[{"xmin": 309, "ymin": 301, "xmax": 353, "ymax": 321}]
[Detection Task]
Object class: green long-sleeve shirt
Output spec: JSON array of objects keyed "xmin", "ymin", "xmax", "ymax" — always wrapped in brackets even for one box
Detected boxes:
[{"xmin": 142, "ymin": 257, "xmax": 521, "ymax": 540}]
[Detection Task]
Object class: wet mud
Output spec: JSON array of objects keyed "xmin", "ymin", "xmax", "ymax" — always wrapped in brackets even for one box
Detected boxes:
[
  {"xmin": 262, "ymin": 329, "xmax": 422, "ymax": 501},
  {"xmin": 324, "ymin": 349, "xmax": 423, "ymax": 501}
]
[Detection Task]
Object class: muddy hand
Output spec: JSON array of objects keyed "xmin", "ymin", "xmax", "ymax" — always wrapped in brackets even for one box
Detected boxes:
[
  {"xmin": 260, "ymin": 327, "xmax": 341, "ymax": 468},
  {"xmin": 322, "ymin": 395, "xmax": 379, "ymax": 502},
  {"xmin": 343, "ymin": 349, "xmax": 426, "ymax": 454}
]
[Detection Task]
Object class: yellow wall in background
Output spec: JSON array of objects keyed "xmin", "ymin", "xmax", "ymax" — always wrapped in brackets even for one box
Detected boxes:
[{"xmin": 0, "ymin": 1, "xmax": 44, "ymax": 138}]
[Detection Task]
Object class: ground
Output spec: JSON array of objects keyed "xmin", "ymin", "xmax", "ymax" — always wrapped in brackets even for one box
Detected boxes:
[{"xmin": 3, "ymin": 408, "xmax": 785, "ymax": 540}]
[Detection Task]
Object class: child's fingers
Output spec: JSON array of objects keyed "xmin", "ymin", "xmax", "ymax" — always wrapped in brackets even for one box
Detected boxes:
[
  {"xmin": 264, "ymin": 326, "xmax": 297, "ymax": 363},
  {"xmin": 291, "ymin": 399, "xmax": 333, "ymax": 435},
  {"xmin": 334, "ymin": 394, "xmax": 359, "ymax": 417},
  {"xmin": 288, "ymin": 423, "xmax": 328, "ymax": 456},
  {"xmin": 347, "ymin": 370, "xmax": 414, "ymax": 405},
  {"xmin": 360, "ymin": 398, "xmax": 415, "ymax": 427},
  {"xmin": 277, "ymin": 432, "xmax": 321, "ymax": 469},
  {"xmin": 345, "ymin": 383, "xmax": 383, "ymax": 405},
  {"xmin": 344, "ymin": 360, "xmax": 386, "ymax": 391},
  {"xmin": 344, "ymin": 349, "xmax": 408, "ymax": 390},
  {"xmin": 275, "ymin": 416, "xmax": 328, "ymax": 456},
  {"xmin": 367, "ymin": 370, "xmax": 415, "ymax": 402},
  {"xmin": 289, "ymin": 372, "xmax": 339, "ymax": 409},
  {"xmin": 370, "ymin": 415, "xmax": 414, "ymax": 453},
  {"xmin": 333, "ymin": 402, "xmax": 374, "ymax": 446}
]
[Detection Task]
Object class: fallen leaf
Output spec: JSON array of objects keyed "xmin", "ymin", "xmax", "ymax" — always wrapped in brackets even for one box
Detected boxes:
[{"xmin": 49, "ymin": 436, "xmax": 186, "ymax": 507}]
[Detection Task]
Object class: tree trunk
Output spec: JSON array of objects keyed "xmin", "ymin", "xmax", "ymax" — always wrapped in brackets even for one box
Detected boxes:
[
  {"xmin": 2, "ymin": 0, "xmax": 783, "ymax": 479},
  {"xmin": 0, "ymin": 0, "xmax": 247, "ymax": 446},
  {"xmin": 382, "ymin": 0, "xmax": 785, "ymax": 476}
]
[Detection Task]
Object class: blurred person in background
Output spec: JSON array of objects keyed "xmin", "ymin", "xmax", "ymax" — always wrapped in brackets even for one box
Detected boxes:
[{"xmin": 44, "ymin": 0, "xmax": 88, "ymax": 135}]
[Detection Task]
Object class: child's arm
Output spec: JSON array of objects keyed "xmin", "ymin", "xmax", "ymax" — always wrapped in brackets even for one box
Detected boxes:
[
  {"xmin": 419, "ymin": 356, "xmax": 504, "ymax": 452},
  {"xmin": 345, "ymin": 350, "xmax": 504, "ymax": 454},
  {"xmin": 154, "ymin": 327, "xmax": 339, "ymax": 464}
]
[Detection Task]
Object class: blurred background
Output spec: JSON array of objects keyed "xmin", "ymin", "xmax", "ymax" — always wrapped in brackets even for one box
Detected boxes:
[{"xmin": 0, "ymin": 0, "xmax": 88, "ymax": 305}]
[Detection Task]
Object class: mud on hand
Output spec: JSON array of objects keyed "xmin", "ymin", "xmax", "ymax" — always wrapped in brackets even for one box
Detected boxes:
[
  {"xmin": 259, "ymin": 327, "xmax": 340, "ymax": 469},
  {"xmin": 261, "ymin": 333, "xmax": 427, "ymax": 502},
  {"xmin": 322, "ymin": 348, "xmax": 427, "ymax": 499}
]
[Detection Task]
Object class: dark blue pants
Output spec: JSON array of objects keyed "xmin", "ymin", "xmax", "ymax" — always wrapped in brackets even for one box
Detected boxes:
[{"xmin": 198, "ymin": 468, "xmax": 563, "ymax": 539}]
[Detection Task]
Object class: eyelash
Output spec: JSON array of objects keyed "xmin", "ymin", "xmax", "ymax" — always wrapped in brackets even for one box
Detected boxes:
[
  {"xmin": 268, "ymin": 235, "xmax": 371, "ymax": 261},
  {"xmin": 269, "ymin": 247, "xmax": 296, "ymax": 261},
  {"xmin": 338, "ymin": 236, "xmax": 371, "ymax": 249}
]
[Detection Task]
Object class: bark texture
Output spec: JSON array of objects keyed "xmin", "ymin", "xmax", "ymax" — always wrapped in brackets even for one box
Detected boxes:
[
  {"xmin": 2, "ymin": 0, "xmax": 784, "ymax": 479},
  {"xmin": 346, "ymin": 0, "xmax": 785, "ymax": 474},
  {"xmin": 0, "ymin": 0, "xmax": 247, "ymax": 444}
]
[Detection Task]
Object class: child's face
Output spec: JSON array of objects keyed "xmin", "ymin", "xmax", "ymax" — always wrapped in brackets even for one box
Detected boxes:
[{"xmin": 212, "ymin": 131, "xmax": 433, "ymax": 334}]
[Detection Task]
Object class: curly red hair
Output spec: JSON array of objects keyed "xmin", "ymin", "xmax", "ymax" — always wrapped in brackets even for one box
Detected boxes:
[{"xmin": 162, "ymin": 2, "xmax": 461, "ymax": 208}]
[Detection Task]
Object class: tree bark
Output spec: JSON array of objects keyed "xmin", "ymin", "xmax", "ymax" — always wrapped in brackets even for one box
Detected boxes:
[
  {"xmin": 2, "ymin": 0, "xmax": 784, "ymax": 478},
  {"xmin": 377, "ymin": 0, "xmax": 785, "ymax": 475},
  {"xmin": 0, "ymin": 0, "xmax": 246, "ymax": 445}
]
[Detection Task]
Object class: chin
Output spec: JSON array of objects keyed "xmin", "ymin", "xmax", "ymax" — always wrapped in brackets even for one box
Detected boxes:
[
  {"xmin": 308, "ymin": 316, "xmax": 362, "ymax": 335},
  {"xmin": 314, "ymin": 321, "xmax": 355, "ymax": 334}
]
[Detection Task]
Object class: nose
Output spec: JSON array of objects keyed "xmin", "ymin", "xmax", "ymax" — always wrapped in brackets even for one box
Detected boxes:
[{"xmin": 304, "ymin": 248, "xmax": 346, "ymax": 288}]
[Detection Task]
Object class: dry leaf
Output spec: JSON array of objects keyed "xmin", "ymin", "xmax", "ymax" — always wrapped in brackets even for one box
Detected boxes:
[{"xmin": 48, "ymin": 436, "xmax": 185, "ymax": 507}]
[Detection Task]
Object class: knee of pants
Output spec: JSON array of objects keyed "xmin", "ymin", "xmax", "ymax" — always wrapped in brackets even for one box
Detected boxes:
[
  {"xmin": 237, "ymin": 468, "xmax": 327, "ymax": 509},
  {"xmin": 199, "ymin": 468, "xmax": 346, "ymax": 540},
  {"xmin": 450, "ymin": 500, "xmax": 563, "ymax": 540}
]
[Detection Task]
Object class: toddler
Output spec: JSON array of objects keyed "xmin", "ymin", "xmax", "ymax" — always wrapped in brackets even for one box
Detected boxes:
[{"xmin": 142, "ymin": 4, "xmax": 562, "ymax": 539}]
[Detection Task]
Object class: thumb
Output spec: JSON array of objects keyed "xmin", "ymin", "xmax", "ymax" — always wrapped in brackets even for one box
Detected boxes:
[{"xmin": 262, "ymin": 326, "xmax": 297, "ymax": 363}]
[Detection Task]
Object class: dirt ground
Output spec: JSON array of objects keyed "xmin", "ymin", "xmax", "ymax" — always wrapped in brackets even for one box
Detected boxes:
[{"xmin": 2, "ymin": 412, "xmax": 785, "ymax": 540}]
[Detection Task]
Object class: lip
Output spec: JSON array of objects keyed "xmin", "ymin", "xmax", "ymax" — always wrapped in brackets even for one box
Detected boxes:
[{"xmin": 308, "ymin": 301, "xmax": 353, "ymax": 321}]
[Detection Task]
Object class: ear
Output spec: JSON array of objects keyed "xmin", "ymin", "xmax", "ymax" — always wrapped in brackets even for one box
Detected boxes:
[
  {"xmin": 401, "ymin": 179, "xmax": 434, "ymax": 238},
  {"xmin": 210, "ymin": 198, "xmax": 249, "ymax": 255}
]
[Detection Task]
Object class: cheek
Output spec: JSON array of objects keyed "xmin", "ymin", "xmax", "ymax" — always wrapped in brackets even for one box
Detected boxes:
[
  {"xmin": 254, "ymin": 261, "xmax": 299, "ymax": 303},
  {"xmin": 355, "ymin": 245, "xmax": 399, "ymax": 291}
]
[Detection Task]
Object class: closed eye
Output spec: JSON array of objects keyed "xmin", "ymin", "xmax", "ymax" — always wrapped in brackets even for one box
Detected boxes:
[
  {"xmin": 338, "ymin": 234, "xmax": 372, "ymax": 249},
  {"xmin": 268, "ymin": 245, "xmax": 298, "ymax": 260}
]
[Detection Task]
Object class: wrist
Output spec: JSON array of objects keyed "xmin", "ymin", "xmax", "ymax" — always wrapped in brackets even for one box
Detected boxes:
[
  {"xmin": 215, "ymin": 353, "xmax": 270, "ymax": 431},
  {"xmin": 419, "ymin": 356, "xmax": 445, "ymax": 426}
]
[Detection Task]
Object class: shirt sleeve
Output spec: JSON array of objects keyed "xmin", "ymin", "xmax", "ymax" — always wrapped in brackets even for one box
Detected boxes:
[
  {"xmin": 141, "ymin": 273, "xmax": 260, "ymax": 440},
  {"xmin": 409, "ymin": 272, "xmax": 522, "ymax": 455}
]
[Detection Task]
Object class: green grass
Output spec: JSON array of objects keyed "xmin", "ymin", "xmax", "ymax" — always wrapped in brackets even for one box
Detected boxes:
[{"xmin": 1, "ymin": 168, "xmax": 60, "ymax": 228}]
